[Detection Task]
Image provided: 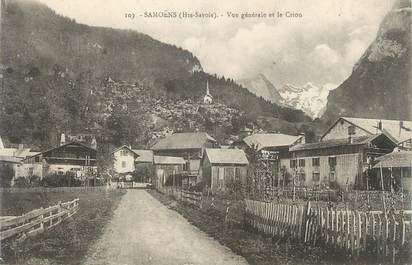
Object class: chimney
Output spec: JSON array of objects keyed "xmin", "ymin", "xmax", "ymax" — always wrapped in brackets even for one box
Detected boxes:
[
  {"xmin": 91, "ymin": 137, "xmax": 97, "ymax": 150},
  {"xmin": 348, "ymin": 125, "xmax": 355, "ymax": 143},
  {"xmin": 60, "ymin": 133, "xmax": 66, "ymax": 146},
  {"xmin": 298, "ymin": 133, "xmax": 305, "ymax": 144},
  {"xmin": 377, "ymin": 120, "xmax": 382, "ymax": 131},
  {"xmin": 0, "ymin": 136, "xmax": 4, "ymax": 149},
  {"xmin": 18, "ymin": 143, "xmax": 24, "ymax": 150}
]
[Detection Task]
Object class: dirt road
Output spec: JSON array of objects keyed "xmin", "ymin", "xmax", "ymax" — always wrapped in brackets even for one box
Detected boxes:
[{"xmin": 83, "ymin": 189, "xmax": 248, "ymax": 265}]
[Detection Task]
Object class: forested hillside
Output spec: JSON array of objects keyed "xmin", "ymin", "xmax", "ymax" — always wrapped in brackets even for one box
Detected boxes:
[{"xmin": 0, "ymin": 0, "xmax": 311, "ymax": 148}]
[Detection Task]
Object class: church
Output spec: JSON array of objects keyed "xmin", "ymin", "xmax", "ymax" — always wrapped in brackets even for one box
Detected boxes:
[{"xmin": 203, "ymin": 81, "xmax": 213, "ymax": 104}]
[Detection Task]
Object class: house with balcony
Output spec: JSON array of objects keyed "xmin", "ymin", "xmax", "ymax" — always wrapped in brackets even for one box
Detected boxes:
[
  {"xmin": 321, "ymin": 117, "xmax": 412, "ymax": 150},
  {"xmin": 277, "ymin": 117, "xmax": 410, "ymax": 189},
  {"xmin": 235, "ymin": 133, "xmax": 305, "ymax": 187},
  {"xmin": 26, "ymin": 141, "xmax": 97, "ymax": 181}
]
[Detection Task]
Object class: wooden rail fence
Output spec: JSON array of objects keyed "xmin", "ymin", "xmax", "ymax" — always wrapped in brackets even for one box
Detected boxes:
[
  {"xmin": 158, "ymin": 186, "xmax": 182, "ymax": 200},
  {"xmin": 0, "ymin": 198, "xmax": 79, "ymax": 243},
  {"xmin": 245, "ymin": 199, "xmax": 412, "ymax": 262},
  {"xmin": 181, "ymin": 190, "xmax": 202, "ymax": 208},
  {"xmin": 158, "ymin": 187, "xmax": 202, "ymax": 208},
  {"xmin": 0, "ymin": 186, "xmax": 117, "ymax": 193}
]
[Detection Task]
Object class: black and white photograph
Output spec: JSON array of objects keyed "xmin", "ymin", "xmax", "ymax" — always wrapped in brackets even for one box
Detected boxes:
[{"xmin": 0, "ymin": 0, "xmax": 411, "ymax": 264}]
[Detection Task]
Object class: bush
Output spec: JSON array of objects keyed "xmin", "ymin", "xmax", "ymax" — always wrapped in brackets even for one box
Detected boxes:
[
  {"xmin": 40, "ymin": 172, "xmax": 82, "ymax": 187},
  {"xmin": 0, "ymin": 165, "xmax": 15, "ymax": 187},
  {"xmin": 188, "ymin": 181, "xmax": 206, "ymax": 192},
  {"xmin": 13, "ymin": 177, "xmax": 30, "ymax": 188},
  {"xmin": 133, "ymin": 165, "xmax": 153, "ymax": 183},
  {"xmin": 28, "ymin": 175, "xmax": 41, "ymax": 187},
  {"xmin": 225, "ymin": 179, "xmax": 244, "ymax": 194}
]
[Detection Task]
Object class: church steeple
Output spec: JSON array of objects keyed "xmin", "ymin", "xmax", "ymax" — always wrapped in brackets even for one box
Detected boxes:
[
  {"xmin": 203, "ymin": 80, "xmax": 213, "ymax": 104},
  {"xmin": 206, "ymin": 81, "xmax": 210, "ymax": 95}
]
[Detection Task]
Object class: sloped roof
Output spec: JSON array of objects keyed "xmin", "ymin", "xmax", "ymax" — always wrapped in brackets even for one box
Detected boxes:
[
  {"xmin": 323, "ymin": 117, "xmax": 412, "ymax": 143},
  {"xmin": 0, "ymin": 148, "xmax": 39, "ymax": 159},
  {"xmin": 0, "ymin": 148, "xmax": 17, "ymax": 157},
  {"xmin": 153, "ymin": 155, "xmax": 185, "ymax": 165},
  {"xmin": 111, "ymin": 145, "xmax": 139, "ymax": 157},
  {"xmin": 374, "ymin": 150, "xmax": 412, "ymax": 168},
  {"xmin": 205, "ymin": 148, "xmax": 249, "ymax": 165},
  {"xmin": 31, "ymin": 142, "xmax": 97, "ymax": 158},
  {"xmin": 151, "ymin": 132, "xmax": 216, "ymax": 150},
  {"xmin": 290, "ymin": 134, "xmax": 394, "ymax": 152},
  {"xmin": 0, "ymin": 155, "xmax": 21, "ymax": 164},
  {"xmin": 15, "ymin": 149, "xmax": 39, "ymax": 158},
  {"xmin": 133, "ymin": 149, "xmax": 153, "ymax": 163},
  {"xmin": 243, "ymin": 133, "xmax": 301, "ymax": 151}
]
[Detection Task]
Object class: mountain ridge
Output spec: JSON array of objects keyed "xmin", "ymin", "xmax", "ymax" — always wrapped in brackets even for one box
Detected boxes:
[
  {"xmin": 0, "ymin": 0, "xmax": 311, "ymax": 147},
  {"xmin": 322, "ymin": 0, "xmax": 411, "ymax": 123}
]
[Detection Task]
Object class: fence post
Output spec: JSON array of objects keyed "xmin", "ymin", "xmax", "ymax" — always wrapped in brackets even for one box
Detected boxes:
[
  {"xmin": 39, "ymin": 207, "xmax": 44, "ymax": 232},
  {"xmin": 391, "ymin": 214, "xmax": 396, "ymax": 264}
]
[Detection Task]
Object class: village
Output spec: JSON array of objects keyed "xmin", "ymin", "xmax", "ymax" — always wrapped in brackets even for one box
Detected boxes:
[
  {"xmin": 1, "ymin": 0, "xmax": 411, "ymax": 264},
  {"xmin": 1, "ymin": 84, "xmax": 411, "ymax": 193},
  {"xmin": 1, "ymin": 82, "xmax": 412, "ymax": 264}
]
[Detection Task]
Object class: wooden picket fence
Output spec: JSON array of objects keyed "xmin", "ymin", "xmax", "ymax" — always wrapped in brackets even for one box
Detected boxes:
[
  {"xmin": 181, "ymin": 190, "xmax": 202, "ymax": 208},
  {"xmin": 250, "ymin": 187, "xmax": 412, "ymax": 209},
  {"xmin": 305, "ymin": 205, "xmax": 412, "ymax": 261},
  {"xmin": 0, "ymin": 198, "xmax": 79, "ymax": 243},
  {"xmin": 245, "ymin": 199, "xmax": 306, "ymax": 240},
  {"xmin": 244, "ymin": 199, "xmax": 412, "ymax": 262}
]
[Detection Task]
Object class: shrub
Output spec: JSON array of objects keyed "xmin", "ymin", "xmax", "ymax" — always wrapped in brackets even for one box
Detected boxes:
[
  {"xmin": 13, "ymin": 177, "xmax": 30, "ymax": 188},
  {"xmin": 28, "ymin": 175, "xmax": 41, "ymax": 187},
  {"xmin": 225, "ymin": 179, "xmax": 244, "ymax": 194},
  {"xmin": 40, "ymin": 172, "xmax": 82, "ymax": 187},
  {"xmin": 0, "ymin": 165, "xmax": 15, "ymax": 187},
  {"xmin": 188, "ymin": 181, "xmax": 205, "ymax": 192}
]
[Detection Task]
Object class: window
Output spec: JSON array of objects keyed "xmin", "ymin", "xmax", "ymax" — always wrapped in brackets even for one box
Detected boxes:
[
  {"xmin": 312, "ymin": 171, "xmax": 320, "ymax": 182},
  {"xmin": 298, "ymin": 171, "xmax": 306, "ymax": 183},
  {"xmin": 348, "ymin": 125, "xmax": 355, "ymax": 135},
  {"xmin": 298, "ymin": 159, "xmax": 305, "ymax": 167},
  {"xmin": 329, "ymin": 171, "xmax": 336, "ymax": 182},
  {"xmin": 225, "ymin": 167, "xmax": 235, "ymax": 182},
  {"xmin": 235, "ymin": 167, "xmax": 241, "ymax": 181},
  {"xmin": 122, "ymin": 161, "xmax": 127, "ymax": 168},
  {"xmin": 218, "ymin": 167, "xmax": 225, "ymax": 189},
  {"xmin": 403, "ymin": 168, "xmax": 411, "ymax": 178},
  {"xmin": 328, "ymin": 156, "xmax": 337, "ymax": 167},
  {"xmin": 183, "ymin": 161, "xmax": 190, "ymax": 171},
  {"xmin": 120, "ymin": 150, "xmax": 128, "ymax": 156},
  {"xmin": 312, "ymin": 157, "xmax": 320, "ymax": 167},
  {"xmin": 290, "ymin": 159, "xmax": 297, "ymax": 168}
]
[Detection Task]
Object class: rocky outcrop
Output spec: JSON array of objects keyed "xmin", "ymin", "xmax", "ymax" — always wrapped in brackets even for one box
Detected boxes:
[{"xmin": 322, "ymin": 0, "xmax": 411, "ymax": 122}]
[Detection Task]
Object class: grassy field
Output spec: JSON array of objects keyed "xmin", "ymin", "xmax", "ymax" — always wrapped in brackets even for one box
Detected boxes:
[{"xmin": 1, "ymin": 190, "xmax": 125, "ymax": 265}]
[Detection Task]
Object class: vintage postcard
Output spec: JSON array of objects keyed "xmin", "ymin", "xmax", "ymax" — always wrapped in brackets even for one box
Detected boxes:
[{"xmin": 0, "ymin": 0, "xmax": 411, "ymax": 264}]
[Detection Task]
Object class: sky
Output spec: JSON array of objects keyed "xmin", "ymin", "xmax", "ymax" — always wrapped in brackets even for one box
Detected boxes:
[{"xmin": 36, "ymin": 0, "xmax": 394, "ymax": 89}]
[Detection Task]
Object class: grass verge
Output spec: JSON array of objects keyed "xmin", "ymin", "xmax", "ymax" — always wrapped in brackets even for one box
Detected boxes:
[
  {"xmin": 148, "ymin": 189, "xmax": 410, "ymax": 265},
  {"xmin": 1, "ymin": 190, "xmax": 125, "ymax": 265}
]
